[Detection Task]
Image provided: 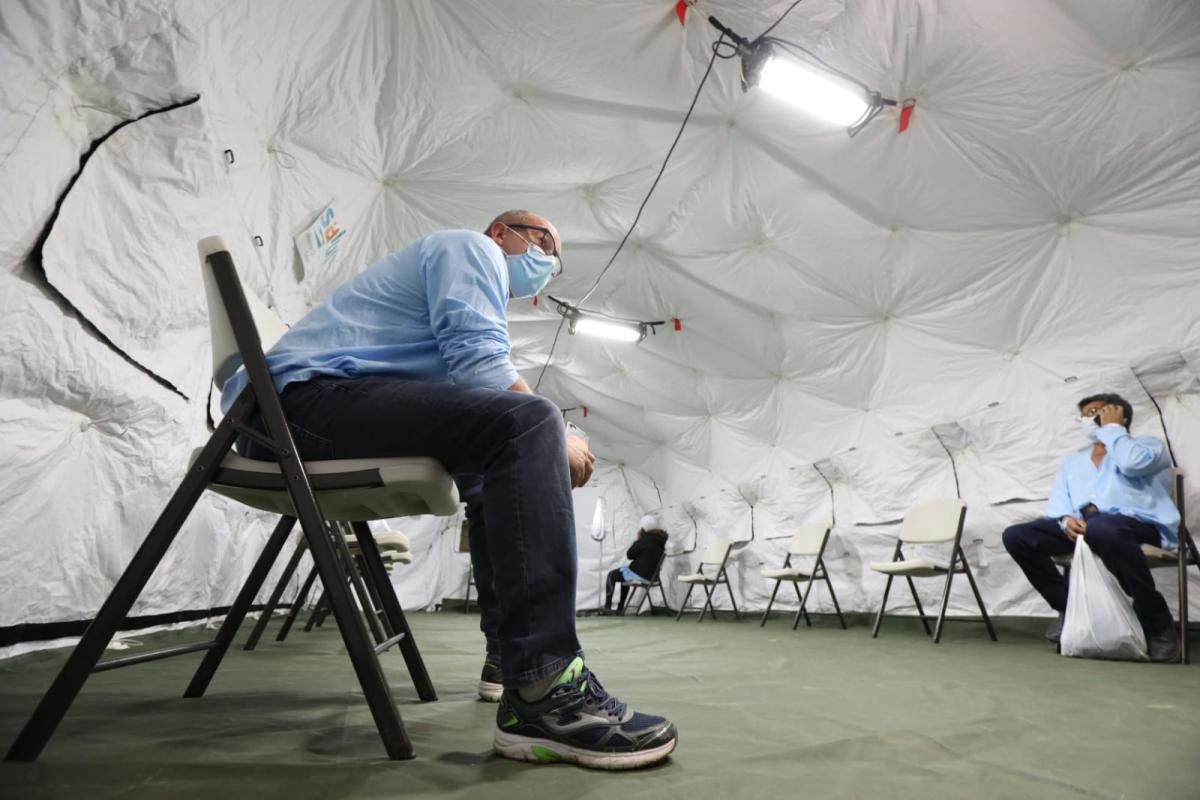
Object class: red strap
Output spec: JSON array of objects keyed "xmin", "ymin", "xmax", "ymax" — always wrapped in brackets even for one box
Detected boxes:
[
  {"xmin": 898, "ymin": 98, "xmax": 916, "ymax": 133},
  {"xmin": 675, "ymin": 0, "xmax": 689, "ymax": 25},
  {"xmin": 674, "ymin": 318, "xmax": 683, "ymax": 331}
]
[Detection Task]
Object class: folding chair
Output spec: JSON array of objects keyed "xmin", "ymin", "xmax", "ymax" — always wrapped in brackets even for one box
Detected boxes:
[
  {"xmin": 869, "ymin": 498, "xmax": 996, "ymax": 643},
  {"xmin": 675, "ymin": 539, "xmax": 739, "ymax": 622},
  {"xmin": 290, "ymin": 526, "xmax": 414, "ymax": 639},
  {"xmin": 759, "ymin": 523, "xmax": 847, "ymax": 630},
  {"xmin": 1053, "ymin": 469, "xmax": 1197, "ymax": 663},
  {"xmin": 620, "ymin": 550, "xmax": 669, "ymax": 616},
  {"xmin": 246, "ymin": 523, "xmax": 411, "ymax": 649},
  {"xmin": 4, "ymin": 237, "xmax": 459, "ymax": 763}
]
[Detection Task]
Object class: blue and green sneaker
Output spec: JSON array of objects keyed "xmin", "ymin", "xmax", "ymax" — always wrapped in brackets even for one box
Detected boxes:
[{"xmin": 493, "ymin": 657, "xmax": 677, "ymax": 769}]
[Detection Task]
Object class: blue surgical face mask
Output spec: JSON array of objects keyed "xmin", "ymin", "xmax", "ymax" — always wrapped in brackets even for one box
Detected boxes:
[
  {"xmin": 506, "ymin": 245, "xmax": 558, "ymax": 299},
  {"xmin": 1079, "ymin": 415, "xmax": 1100, "ymax": 443}
]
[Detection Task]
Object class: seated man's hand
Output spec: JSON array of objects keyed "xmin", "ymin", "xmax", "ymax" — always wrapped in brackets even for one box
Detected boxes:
[
  {"xmin": 1097, "ymin": 403, "xmax": 1126, "ymax": 427},
  {"xmin": 566, "ymin": 434, "xmax": 595, "ymax": 488},
  {"xmin": 1064, "ymin": 516, "xmax": 1086, "ymax": 541}
]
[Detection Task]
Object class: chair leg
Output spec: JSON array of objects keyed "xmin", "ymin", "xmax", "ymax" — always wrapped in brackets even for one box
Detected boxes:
[
  {"xmin": 3, "ymin": 411, "xmax": 245, "ymax": 762},
  {"xmin": 356, "ymin": 554, "xmax": 395, "ymax": 638},
  {"xmin": 675, "ymin": 585, "xmax": 695, "ymax": 621},
  {"xmin": 795, "ymin": 578, "xmax": 814, "ymax": 629},
  {"xmin": 1179, "ymin": 527, "xmax": 1198, "ymax": 665},
  {"xmin": 279, "ymin": 565, "xmax": 318, "ymax": 642},
  {"xmin": 797, "ymin": 575, "xmax": 814, "ymax": 628},
  {"xmin": 698, "ymin": 585, "xmax": 718, "ymax": 622},
  {"xmin": 871, "ymin": 574, "xmax": 894, "ymax": 639},
  {"xmin": 292, "ymin": 510, "xmax": 413, "ymax": 760},
  {"xmin": 726, "ymin": 572, "xmax": 741, "ymax": 621},
  {"xmin": 761, "ymin": 580, "xmax": 783, "ymax": 626},
  {"xmin": 932, "ymin": 565, "xmax": 956, "ymax": 644},
  {"xmin": 303, "ymin": 590, "xmax": 327, "ymax": 632},
  {"xmin": 823, "ymin": 571, "xmax": 847, "ymax": 630},
  {"xmin": 332, "ymin": 526, "xmax": 386, "ymax": 645},
  {"xmin": 185, "ymin": 516, "xmax": 298, "ymax": 697},
  {"xmin": 657, "ymin": 583, "xmax": 669, "ymax": 614},
  {"xmin": 245, "ymin": 533, "xmax": 308, "ymax": 651},
  {"xmin": 906, "ymin": 576, "xmax": 933, "ymax": 636},
  {"xmin": 960, "ymin": 552, "xmax": 997, "ymax": 642},
  {"xmin": 351, "ymin": 522, "xmax": 437, "ymax": 702}
]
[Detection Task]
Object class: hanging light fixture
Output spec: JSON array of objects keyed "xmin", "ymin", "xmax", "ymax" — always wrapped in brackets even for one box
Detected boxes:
[
  {"xmin": 549, "ymin": 295, "xmax": 661, "ymax": 344},
  {"xmin": 709, "ymin": 16, "xmax": 896, "ymax": 136}
]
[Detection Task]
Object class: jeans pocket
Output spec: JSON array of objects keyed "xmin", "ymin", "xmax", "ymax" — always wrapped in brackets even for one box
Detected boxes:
[{"xmin": 288, "ymin": 422, "xmax": 335, "ymax": 460}]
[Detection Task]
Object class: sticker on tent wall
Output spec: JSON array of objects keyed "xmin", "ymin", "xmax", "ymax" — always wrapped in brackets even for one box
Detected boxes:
[{"xmin": 295, "ymin": 201, "xmax": 348, "ymax": 276}]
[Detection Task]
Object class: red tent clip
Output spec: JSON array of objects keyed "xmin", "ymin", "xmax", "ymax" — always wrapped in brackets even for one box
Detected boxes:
[
  {"xmin": 532, "ymin": 295, "xmax": 539, "ymax": 306},
  {"xmin": 898, "ymin": 98, "xmax": 916, "ymax": 133},
  {"xmin": 675, "ymin": 0, "xmax": 694, "ymax": 26},
  {"xmin": 583, "ymin": 406, "xmax": 589, "ymax": 417},
  {"xmin": 673, "ymin": 318, "xmax": 682, "ymax": 332}
]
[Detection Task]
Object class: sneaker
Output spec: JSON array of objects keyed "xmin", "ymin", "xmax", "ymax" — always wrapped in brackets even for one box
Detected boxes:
[
  {"xmin": 1148, "ymin": 627, "xmax": 1180, "ymax": 663},
  {"xmin": 493, "ymin": 657, "xmax": 677, "ymax": 770},
  {"xmin": 478, "ymin": 654, "xmax": 503, "ymax": 702},
  {"xmin": 1044, "ymin": 612, "xmax": 1066, "ymax": 644}
]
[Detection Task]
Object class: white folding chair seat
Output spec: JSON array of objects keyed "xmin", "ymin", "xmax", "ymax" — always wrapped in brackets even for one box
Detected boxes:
[
  {"xmin": 193, "ymin": 448, "xmax": 458, "ymax": 521},
  {"xmin": 870, "ymin": 498, "xmax": 996, "ymax": 644},
  {"xmin": 760, "ymin": 567, "xmax": 807, "ymax": 580},
  {"xmin": 868, "ymin": 558, "xmax": 956, "ymax": 577}
]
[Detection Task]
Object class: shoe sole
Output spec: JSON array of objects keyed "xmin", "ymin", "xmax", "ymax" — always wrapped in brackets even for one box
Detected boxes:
[
  {"xmin": 493, "ymin": 729, "xmax": 676, "ymax": 770},
  {"xmin": 478, "ymin": 679, "xmax": 503, "ymax": 702}
]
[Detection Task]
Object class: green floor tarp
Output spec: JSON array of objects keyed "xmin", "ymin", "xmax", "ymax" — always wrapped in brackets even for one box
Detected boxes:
[{"xmin": 2, "ymin": 612, "xmax": 1198, "ymax": 799}]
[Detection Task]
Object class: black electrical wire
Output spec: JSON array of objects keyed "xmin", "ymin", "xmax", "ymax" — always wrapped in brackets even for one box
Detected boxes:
[
  {"xmin": 753, "ymin": 0, "xmax": 807, "ymax": 43},
  {"xmin": 529, "ymin": 34, "xmax": 726, "ymax": 391},
  {"xmin": 576, "ymin": 35, "xmax": 726, "ymax": 308},
  {"xmin": 1130, "ymin": 367, "xmax": 1179, "ymax": 468}
]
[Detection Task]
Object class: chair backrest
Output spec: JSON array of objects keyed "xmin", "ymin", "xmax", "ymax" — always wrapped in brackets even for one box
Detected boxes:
[
  {"xmin": 899, "ymin": 498, "xmax": 967, "ymax": 544},
  {"xmin": 199, "ymin": 236, "xmax": 288, "ymax": 388},
  {"xmin": 699, "ymin": 538, "xmax": 732, "ymax": 567},
  {"xmin": 788, "ymin": 523, "xmax": 831, "ymax": 556},
  {"xmin": 1170, "ymin": 468, "xmax": 1184, "ymax": 507}
]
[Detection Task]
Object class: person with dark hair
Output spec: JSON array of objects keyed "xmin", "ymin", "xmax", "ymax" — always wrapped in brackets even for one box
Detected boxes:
[
  {"xmin": 604, "ymin": 515, "xmax": 669, "ymax": 614},
  {"xmin": 1001, "ymin": 393, "xmax": 1180, "ymax": 661}
]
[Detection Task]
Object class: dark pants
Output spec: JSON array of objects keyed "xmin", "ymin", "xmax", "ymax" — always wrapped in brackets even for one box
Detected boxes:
[
  {"xmin": 605, "ymin": 569, "xmax": 634, "ymax": 612},
  {"xmin": 242, "ymin": 375, "xmax": 583, "ymax": 685},
  {"xmin": 1002, "ymin": 513, "xmax": 1172, "ymax": 634}
]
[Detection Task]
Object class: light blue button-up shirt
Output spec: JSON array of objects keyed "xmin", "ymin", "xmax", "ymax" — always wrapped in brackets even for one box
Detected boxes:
[
  {"xmin": 1044, "ymin": 424, "xmax": 1179, "ymax": 547},
  {"xmin": 220, "ymin": 230, "xmax": 519, "ymax": 412}
]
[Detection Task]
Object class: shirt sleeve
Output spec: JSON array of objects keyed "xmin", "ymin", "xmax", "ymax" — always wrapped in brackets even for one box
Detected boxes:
[
  {"xmin": 421, "ymin": 232, "xmax": 520, "ymax": 390},
  {"xmin": 1045, "ymin": 458, "xmax": 1076, "ymax": 522},
  {"xmin": 1095, "ymin": 426, "xmax": 1169, "ymax": 477}
]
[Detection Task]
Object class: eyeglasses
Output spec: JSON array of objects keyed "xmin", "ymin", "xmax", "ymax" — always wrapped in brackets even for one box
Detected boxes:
[{"xmin": 504, "ymin": 223, "xmax": 563, "ymax": 276}]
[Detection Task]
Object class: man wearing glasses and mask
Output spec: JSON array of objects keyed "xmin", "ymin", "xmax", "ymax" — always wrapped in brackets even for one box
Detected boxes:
[
  {"xmin": 221, "ymin": 210, "xmax": 678, "ymax": 768},
  {"xmin": 1001, "ymin": 393, "xmax": 1180, "ymax": 661}
]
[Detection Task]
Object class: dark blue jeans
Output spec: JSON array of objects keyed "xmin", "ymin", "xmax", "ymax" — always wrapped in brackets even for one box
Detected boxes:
[
  {"xmin": 1002, "ymin": 513, "xmax": 1172, "ymax": 634},
  {"xmin": 241, "ymin": 375, "xmax": 583, "ymax": 685}
]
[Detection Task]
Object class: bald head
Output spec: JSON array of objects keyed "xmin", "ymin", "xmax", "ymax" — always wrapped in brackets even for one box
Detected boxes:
[{"xmin": 484, "ymin": 209, "xmax": 562, "ymax": 259}]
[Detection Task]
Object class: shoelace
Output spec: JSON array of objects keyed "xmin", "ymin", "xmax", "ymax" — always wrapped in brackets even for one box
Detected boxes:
[{"xmin": 578, "ymin": 668, "xmax": 628, "ymax": 719}]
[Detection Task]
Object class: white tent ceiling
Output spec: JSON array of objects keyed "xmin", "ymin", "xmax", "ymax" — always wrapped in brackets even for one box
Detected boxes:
[{"xmin": 1, "ymin": 0, "xmax": 1198, "ymax": 636}]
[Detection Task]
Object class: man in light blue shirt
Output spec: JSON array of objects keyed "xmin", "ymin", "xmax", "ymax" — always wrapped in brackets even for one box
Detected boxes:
[
  {"xmin": 1002, "ymin": 393, "xmax": 1180, "ymax": 661},
  {"xmin": 226, "ymin": 210, "xmax": 678, "ymax": 769}
]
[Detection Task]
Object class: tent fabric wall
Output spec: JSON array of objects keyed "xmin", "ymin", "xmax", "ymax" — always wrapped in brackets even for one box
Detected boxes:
[{"xmin": 1, "ymin": 1, "xmax": 1198, "ymax": 644}]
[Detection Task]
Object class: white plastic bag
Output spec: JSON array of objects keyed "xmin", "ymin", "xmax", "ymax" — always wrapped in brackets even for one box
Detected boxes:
[{"xmin": 1059, "ymin": 536, "xmax": 1148, "ymax": 661}]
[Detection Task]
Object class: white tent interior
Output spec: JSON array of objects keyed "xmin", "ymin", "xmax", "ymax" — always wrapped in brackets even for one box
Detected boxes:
[{"xmin": 2, "ymin": 0, "xmax": 1199, "ymax": 653}]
